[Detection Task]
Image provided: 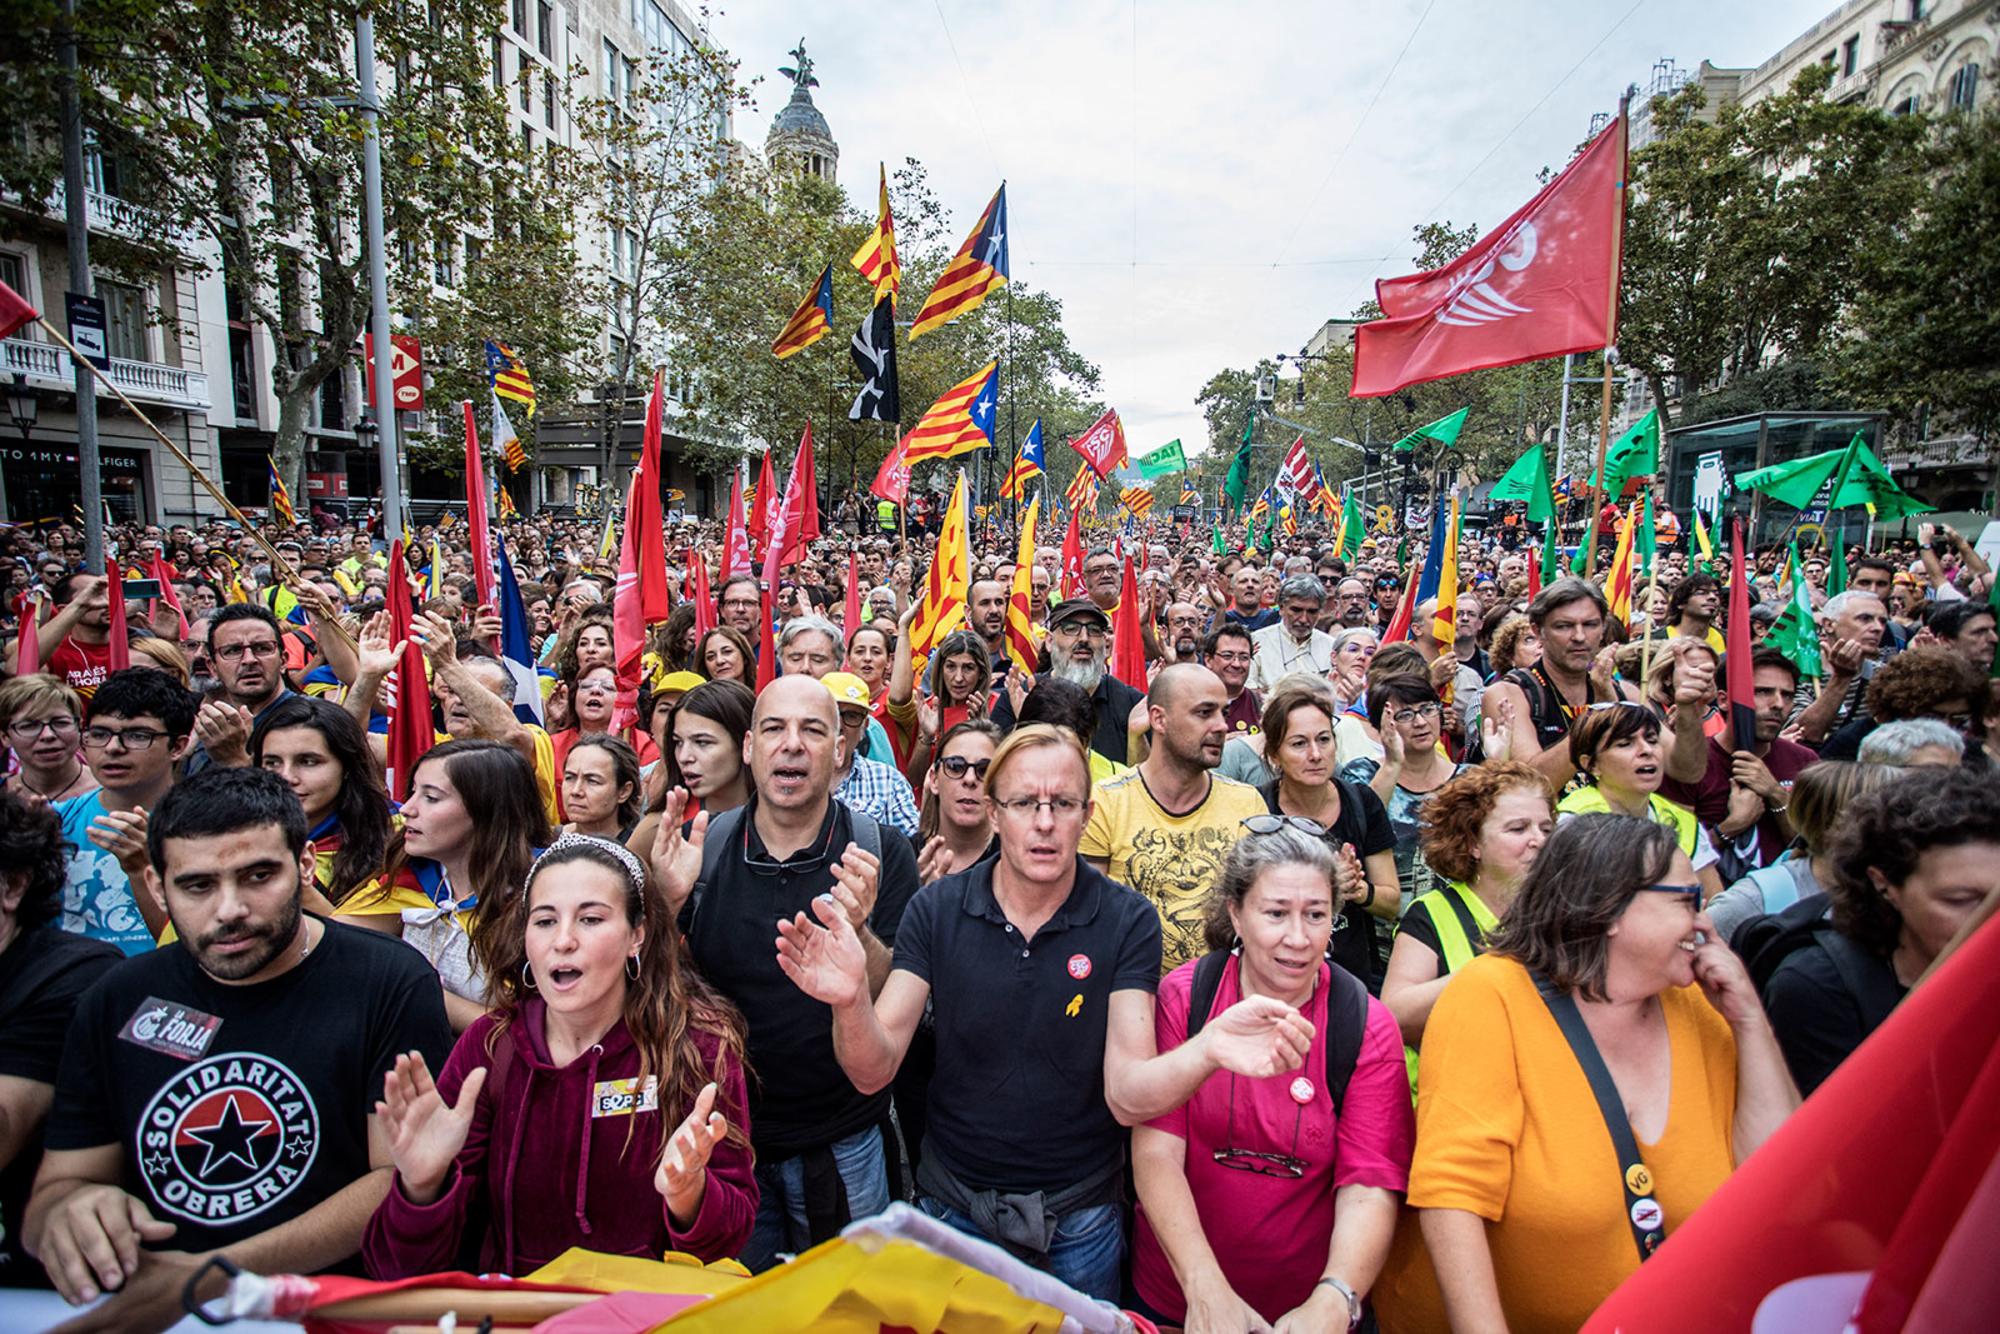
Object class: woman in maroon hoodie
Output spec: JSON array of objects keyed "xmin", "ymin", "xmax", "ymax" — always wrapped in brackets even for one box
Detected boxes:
[{"xmin": 363, "ymin": 834, "xmax": 756, "ymax": 1274}]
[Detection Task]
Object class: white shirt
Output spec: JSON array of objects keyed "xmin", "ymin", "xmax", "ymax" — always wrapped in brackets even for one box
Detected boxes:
[{"xmin": 1248, "ymin": 622, "xmax": 1335, "ymax": 692}]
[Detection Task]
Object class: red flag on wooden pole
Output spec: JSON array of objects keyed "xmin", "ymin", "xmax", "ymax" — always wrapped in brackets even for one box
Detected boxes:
[
  {"xmin": 13, "ymin": 591, "xmax": 42, "ymax": 675},
  {"xmin": 1723, "ymin": 517, "xmax": 1756, "ymax": 752},
  {"xmin": 1111, "ymin": 555, "xmax": 1146, "ymax": 688},
  {"xmin": 461, "ymin": 401, "xmax": 496, "ymax": 637},
  {"xmin": 636, "ymin": 371, "xmax": 672, "ymax": 626},
  {"xmin": 1059, "ymin": 508, "xmax": 1084, "ymax": 599},
  {"xmin": 384, "ymin": 541, "xmax": 434, "ymax": 801},
  {"xmin": 721, "ymin": 470, "xmax": 752, "ymax": 580},
  {"xmin": 104, "ymin": 560, "xmax": 130, "ymax": 671},
  {"xmin": 687, "ymin": 548, "xmax": 717, "ymax": 638}
]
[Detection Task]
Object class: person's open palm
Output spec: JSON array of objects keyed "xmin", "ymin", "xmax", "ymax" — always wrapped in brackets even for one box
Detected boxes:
[
  {"xmin": 655, "ymin": 1082, "xmax": 729, "ymax": 1209},
  {"xmin": 774, "ymin": 894, "xmax": 868, "ymax": 1009},
  {"xmin": 1201, "ymin": 995, "xmax": 1315, "ymax": 1080},
  {"xmin": 377, "ymin": 1051, "xmax": 486, "ymax": 1203},
  {"xmin": 649, "ymin": 789, "xmax": 707, "ymax": 915}
]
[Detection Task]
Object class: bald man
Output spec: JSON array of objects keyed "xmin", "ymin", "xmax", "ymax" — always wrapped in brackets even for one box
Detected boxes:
[
  {"xmin": 968, "ymin": 578, "xmax": 1010, "ymax": 671},
  {"xmin": 650, "ymin": 673, "xmax": 921, "ymax": 1269}
]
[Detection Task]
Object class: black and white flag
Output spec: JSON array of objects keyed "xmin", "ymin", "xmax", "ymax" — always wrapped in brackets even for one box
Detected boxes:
[{"xmin": 848, "ymin": 297, "xmax": 900, "ymax": 423}]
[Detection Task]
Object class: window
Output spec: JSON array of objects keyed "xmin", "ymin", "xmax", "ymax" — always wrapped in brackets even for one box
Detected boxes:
[
  {"xmin": 544, "ymin": 73, "xmax": 556, "ymax": 129},
  {"xmin": 609, "ymin": 333, "xmax": 629, "ymax": 376},
  {"xmin": 521, "ymin": 124, "xmax": 534, "ymax": 169},
  {"xmin": 0, "ymin": 251, "xmax": 27, "ymax": 310},
  {"xmin": 519, "ymin": 49, "xmax": 532, "ymax": 110},
  {"xmin": 491, "ymin": 35, "xmax": 504, "ymax": 90},
  {"xmin": 100, "ymin": 280, "xmax": 148, "ymax": 362},
  {"xmin": 465, "ymin": 236, "xmax": 483, "ymax": 270},
  {"xmin": 537, "ymin": 2, "xmax": 553, "ymax": 59},
  {"xmin": 511, "ymin": 0, "xmax": 526, "ymax": 35},
  {"xmin": 1891, "ymin": 94, "xmax": 1919, "ymax": 116},
  {"xmin": 1842, "ymin": 36, "xmax": 1858, "ymax": 77},
  {"xmin": 1949, "ymin": 63, "xmax": 1979, "ymax": 111},
  {"xmin": 603, "ymin": 39, "xmax": 621, "ymax": 98},
  {"xmin": 433, "ymin": 233, "xmax": 455, "ymax": 287}
]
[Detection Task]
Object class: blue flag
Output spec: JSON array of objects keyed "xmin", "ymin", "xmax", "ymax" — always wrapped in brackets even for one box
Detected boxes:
[
  {"xmin": 1412, "ymin": 501, "xmax": 1452, "ymax": 638},
  {"xmin": 496, "ymin": 536, "xmax": 546, "ymax": 724}
]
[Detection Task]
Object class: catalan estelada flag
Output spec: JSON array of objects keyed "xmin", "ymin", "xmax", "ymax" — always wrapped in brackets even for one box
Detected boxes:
[
  {"xmin": 267, "ymin": 459, "xmax": 296, "ymax": 527},
  {"xmin": 1000, "ymin": 418, "xmax": 1045, "ymax": 500},
  {"xmin": 850, "ymin": 163, "xmax": 901, "ymax": 305},
  {"xmin": 485, "ymin": 340, "xmax": 536, "ymax": 417},
  {"xmin": 1248, "ymin": 487, "xmax": 1273, "ymax": 524},
  {"xmin": 910, "ymin": 185, "xmax": 1008, "ymax": 340},
  {"xmin": 1180, "ymin": 484, "xmax": 1202, "ymax": 506},
  {"xmin": 900, "ymin": 360, "xmax": 999, "ymax": 464},
  {"xmin": 772, "ymin": 263, "xmax": 834, "ymax": 359}
]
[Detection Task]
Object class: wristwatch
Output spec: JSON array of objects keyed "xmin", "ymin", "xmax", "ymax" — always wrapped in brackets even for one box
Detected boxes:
[{"xmin": 1317, "ymin": 1275, "xmax": 1363, "ymax": 1329}]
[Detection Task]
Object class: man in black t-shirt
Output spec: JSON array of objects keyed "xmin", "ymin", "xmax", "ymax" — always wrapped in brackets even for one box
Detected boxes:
[
  {"xmin": 651, "ymin": 675, "xmax": 919, "ymax": 1271},
  {"xmin": 0, "ymin": 792, "xmax": 123, "ymax": 1288},
  {"xmin": 23, "ymin": 768, "xmax": 451, "ymax": 1331}
]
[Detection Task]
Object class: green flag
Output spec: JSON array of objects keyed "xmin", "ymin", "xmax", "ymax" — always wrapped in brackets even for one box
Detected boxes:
[
  {"xmin": 1337, "ymin": 490, "xmax": 1365, "ymax": 560},
  {"xmin": 1735, "ymin": 433, "xmax": 1935, "ymax": 520},
  {"xmin": 1224, "ymin": 417, "xmax": 1254, "ymax": 514},
  {"xmin": 1587, "ymin": 408, "xmax": 1660, "ymax": 497},
  {"xmin": 1539, "ymin": 524, "xmax": 1562, "ymax": 588},
  {"xmin": 1211, "ymin": 521, "xmax": 1225, "ymax": 555},
  {"xmin": 1765, "ymin": 543, "xmax": 1822, "ymax": 678},
  {"xmin": 1827, "ymin": 533, "xmax": 1849, "ymax": 597},
  {"xmin": 1391, "ymin": 407, "xmax": 1468, "ymax": 453},
  {"xmin": 1135, "ymin": 440, "xmax": 1187, "ymax": 479},
  {"xmin": 1489, "ymin": 441, "xmax": 1558, "ymax": 523},
  {"xmin": 1638, "ymin": 492, "xmax": 1656, "ymax": 579}
]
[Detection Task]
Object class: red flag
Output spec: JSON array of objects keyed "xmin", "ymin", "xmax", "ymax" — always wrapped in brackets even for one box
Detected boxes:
[
  {"xmin": 384, "ymin": 541, "xmax": 434, "ymax": 801},
  {"xmin": 1723, "ymin": 517, "xmax": 1755, "ymax": 752},
  {"xmin": 13, "ymin": 591, "xmax": 43, "ymax": 675},
  {"xmin": 1583, "ymin": 915, "xmax": 2000, "ymax": 1334},
  {"xmin": 755, "ymin": 544, "xmax": 780, "ymax": 693},
  {"xmin": 460, "ymin": 402, "xmax": 496, "ymax": 635},
  {"xmin": 1353, "ymin": 117, "xmax": 1625, "ymax": 397},
  {"xmin": 1278, "ymin": 435, "xmax": 1314, "ymax": 492},
  {"xmin": 104, "ymin": 560, "xmax": 130, "ymax": 671},
  {"xmin": 0, "ymin": 279, "xmax": 38, "ymax": 342},
  {"xmin": 148, "ymin": 552, "xmax": 187, "ymax": 639},
  {"xmin": 721, "ymin": 471, "xmax": 752, "ymax": 580},
  {"xmin": 636, "ymin": 373, "xmax": 672, "ymax": 625},
  {"xmin": 870, "ymin": 437, "xmax": 911, "ymax": 506},
  {"xmin": 1059, "ymin": 507, "xmax": 1085, "ymax": 599},
  {"xmin": 771, "ymin": 423, "xmax": 821, "ymax": 568},
  {"xmin": 1110, "ymin": 555, "xmax": 1145, "ymax": 688},
  {"xmin": 748, "ymin": 449, "xmax": 779, "ymax": 555},
  {"xmin": 687, "ymin": 548, "xmax": 717, "ymax": 638},
  {"xmin": 1381, "ymin": 559, "xmax": 1422, "ymax": 644},
  {"xmin": 842, "ymin": 547, "xmax": 862, "ymax": 640},
  {"xmin": 1069, "ymin": 408, "xmax": 1129, "ymax": 481},
  {"xmin": 610, "ymin": 458, "xmax": 651, "ymax": 737}
]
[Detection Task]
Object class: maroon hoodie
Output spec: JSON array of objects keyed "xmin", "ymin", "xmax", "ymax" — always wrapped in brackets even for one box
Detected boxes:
[{"xmin": 363, "ymin": 998, "xmax": 756, "ymax": 1276}]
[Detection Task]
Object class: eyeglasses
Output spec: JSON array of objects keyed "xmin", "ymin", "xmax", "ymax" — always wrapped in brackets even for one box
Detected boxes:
[
  {"xmin": 1210, "ymin": 650, "xmax": 1252, "ymax": 666},
  {"xmin": 1390, "ymin": 701, "xmax": 1444, "ymax": 725},
  {"xmin": 1638, "ymin": 882, "xmax": 1703, "ymax": 901},
  {"xmin": 6, "ymin": 716, "xmax": 80, "ymax": 741},
  {"xmin": 214, "ymin": 640, "xmax": 281, "ymax": 662},
  {"xmin": 993, "ymin": 795, "xmax": 1086, "ymax": 818},
  {"xmin": 1050, "ymin": 623, "xmax": 1106, "ymax": 641},
  {"xmin": 81, "ymin": 725, "xmax": 169, "ymax": 751},
  {"xmin": 937, "ymin": 755, "xmax": 992, "ymax": 780},
  {"xmin": 1242, "ymin": 814, "xmax": 1327, "ymax": 837},
  {"xmin": 1213, "ymin": 1075, "xmax": 1308, "ymax": 1178}
]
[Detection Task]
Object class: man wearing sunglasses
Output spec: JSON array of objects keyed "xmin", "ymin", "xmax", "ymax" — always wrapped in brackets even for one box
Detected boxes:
[{"xmin": 54, "ymin": 669, "xmax": 198, "ymax": 955}]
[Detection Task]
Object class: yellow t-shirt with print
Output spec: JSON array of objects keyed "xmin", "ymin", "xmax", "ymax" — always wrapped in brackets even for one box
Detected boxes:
[{"xmin": 1079, "ymin": 770, "xmax": 1267, "ymax": 974}]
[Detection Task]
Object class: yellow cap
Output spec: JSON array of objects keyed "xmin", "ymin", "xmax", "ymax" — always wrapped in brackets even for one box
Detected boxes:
[
  {"xmin": 822, "ymin": 671, "xmax": 872, "ymax": 709},
  {"xmin": 656, "ymin": 671, "xmax": 705, "ymax": 695}
]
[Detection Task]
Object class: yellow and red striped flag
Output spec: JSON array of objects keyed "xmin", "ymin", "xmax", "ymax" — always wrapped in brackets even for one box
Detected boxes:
[
  {"xmin": 772, "ymin": 264, "xmax": 833, "ymax": 359},
  {"xmin": 910, "ymin": 472, "xmax": 971, "ymax": 664},
  {"xmin": 910, "ymin": 185, "xmax": 1008, "ymax": 340},
  {"xmin": 850, "ymin": 163, "xmax": 901, "ymax": 305},
  {"xmin": 496, "ymin": 486, "xmax": 518, "ymax": 519},
  {"xmin": 1064, "ymin": 466, "xmax": 1099, "ymax": 514},
  {"xmin": 900, "ymin": 360, "xmax": 999, "ymax": 464},
  {"xmin": 1120, "ymin": 485, "xmax": 1155, "ymax": 518},
  {"xmin": 1604, "ymin": 503, "xmax": 1639, "ymax": 626},
  {"xmin": 266, "ymin": 458, "xmax": 296, "ymax": 527},
  {"xmin": 485, "ymin": 340, "xmax": 536, "ymax": 417},
  {"xmin": 1004, "ymin": 494, "xmax": 1041, "ymax": 674}
]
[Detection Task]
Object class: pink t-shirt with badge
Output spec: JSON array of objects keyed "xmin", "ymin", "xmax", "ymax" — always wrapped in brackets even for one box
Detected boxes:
[{"xmin": 1132, "ymin": 953, "xmax": 1414, "ymax": 1325}]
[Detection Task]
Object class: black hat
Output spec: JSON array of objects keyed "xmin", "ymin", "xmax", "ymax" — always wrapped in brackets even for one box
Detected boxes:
[{"xmin": 1047, "ymin": 598, "xmax": 1111, "ymax": 631}]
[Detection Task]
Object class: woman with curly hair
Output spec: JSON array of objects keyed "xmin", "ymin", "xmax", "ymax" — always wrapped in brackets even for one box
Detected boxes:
[
  {"xmin": 364, "ymin": 835, "xmax": 756, "ymax": 1276},
  {"xmin": 1820, "ymin": 643, "xmax": 1985, "ymax": 762},
  {"xmin": 1764, "ymin": 768, "xmax": 2000, "ymax": 1094}
]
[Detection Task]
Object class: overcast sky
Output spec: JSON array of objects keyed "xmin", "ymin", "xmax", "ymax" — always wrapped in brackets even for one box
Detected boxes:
[{"xmin": 708, "ymin": 1, "xmax": 1829, "ymax": 462}]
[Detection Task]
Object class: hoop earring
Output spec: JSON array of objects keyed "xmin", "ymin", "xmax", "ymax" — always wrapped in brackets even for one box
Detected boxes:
[
  {"xmin": 625, "ymin": 954, "xmax": 640, "ymax": 981},
  {"xmin": 521, "ymin": 961, "xmax": 538, "ymax": 991}
]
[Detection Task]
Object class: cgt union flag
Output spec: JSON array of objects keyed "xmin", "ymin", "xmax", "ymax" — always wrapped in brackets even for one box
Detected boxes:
[{"xmin": 1352, "ymin": 116, "xmax": 1625, "ymax": 397}]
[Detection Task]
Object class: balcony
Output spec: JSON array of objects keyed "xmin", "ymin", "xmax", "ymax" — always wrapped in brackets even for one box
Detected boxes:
[
  {"xmin": 2, "ymin": 183, "xmax": 202, "ymax": 254},
  {"xmin": 2, "ymin": 335, "xmax": 212, "ymax": 413},
  {"xmin": 1881, "ymin": 434, "xmax": 1993, "ymax": 472}
]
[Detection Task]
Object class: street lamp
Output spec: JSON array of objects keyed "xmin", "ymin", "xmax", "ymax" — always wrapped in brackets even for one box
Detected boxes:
[{"xmin": 8, "ymin": 374, "xmax": 38, "ymax": 439}]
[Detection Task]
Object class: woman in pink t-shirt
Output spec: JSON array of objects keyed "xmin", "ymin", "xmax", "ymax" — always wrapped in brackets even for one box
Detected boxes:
[{"xmin": 1132, "ymin": 824, "xmax": 1413, "ymax": 1332}]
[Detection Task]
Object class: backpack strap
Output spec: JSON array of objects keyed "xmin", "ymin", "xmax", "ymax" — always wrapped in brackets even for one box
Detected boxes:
[
  {"xmin": 847, "ymin": 809, "xmax": 883, "ymax": 866},
  {"xmin": 1183, "ymin": 951, "xmax": 1231, "ymax": 1041},
  {"xmin": 689, "ymin": 805, "xmax": 746, "ymax": 931},
  {"xmin": 1815, "ymin": 928, "xmax": 1905, "ymax": 1035}
]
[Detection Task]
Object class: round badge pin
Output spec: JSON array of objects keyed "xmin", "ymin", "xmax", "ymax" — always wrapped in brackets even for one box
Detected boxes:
[
  {"xmin": 1630, "ymin": 1197, "xmax": 1663, "ymax": 1232},
  {"xmin": 1067, "ymin": 954, "xmax": 1092, "ymax": 980},
  {"xmin": 1289, "ymin": 1077, "xmax": 1314, "ymax": 1105},
  {"xmin": 1625, "ymin": 1164, "xmax": 1653, "ymax": 1197}
]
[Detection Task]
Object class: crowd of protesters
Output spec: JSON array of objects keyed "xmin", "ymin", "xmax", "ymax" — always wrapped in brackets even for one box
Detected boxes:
[{"xmin": 0, "ymin": 495, "xmax": 1996, "ymax": 1333}]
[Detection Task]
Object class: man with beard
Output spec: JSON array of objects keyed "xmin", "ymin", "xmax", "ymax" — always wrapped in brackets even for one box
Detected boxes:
[
  {"xmin": 1663, "ymin": 647, "xmax": 1817, "ymax": 876},
  {"xmin": 1160, "ymin": 601, "xmax": 1205, "ymax": 666},
  {"xmin": 1081, "ymin": 664, "xmax": 1267, "ymax": 973},
  {"xmin": 24, "ymin": 767, "xmax": 451, "ymax": 1332},
  {"xmin": 183, "ymin": 606, "xmax": 299, "ymax": 774},
  {"xmin": 1478, "ymin": 578, "xmax": 1710, "ymax": 792},
  {"xmin": 986, "ymin": 600, "xmax": 1147, "ymax": 764},
  {"xmin": 716, "ymin": 576, "xmax": 764, "ymax": 639},
  {"xmin": 968, "ymin": 579, "xmax": 1011, "ymax": 673},
  {"xmin": 1332, "ymin": 577, "xmax": 1372, "ymax": 629},
  {"xmin": 1247, "ymin": 576, "xmax": 1334, "ymax": 693}
]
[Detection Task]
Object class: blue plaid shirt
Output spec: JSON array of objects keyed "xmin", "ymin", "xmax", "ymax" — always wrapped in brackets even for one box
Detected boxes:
[{"xmin": 835, "ymin": 753, "xmax": 921, "ymax": 838}]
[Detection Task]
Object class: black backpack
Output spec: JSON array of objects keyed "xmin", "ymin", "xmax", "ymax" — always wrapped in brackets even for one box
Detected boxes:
[
  {"xmin": 1185, "ymin": 950, "xmax": 1371, "ymax": 1114},
  {"xmin": 1733, "ymin": 892, "xmax": 1903, "ymax": 1034}
]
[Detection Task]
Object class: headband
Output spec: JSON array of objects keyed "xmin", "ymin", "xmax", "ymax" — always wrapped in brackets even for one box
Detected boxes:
[{"xmin": 525, "ymin": 832, "xmax": 647, "ymax": 900}]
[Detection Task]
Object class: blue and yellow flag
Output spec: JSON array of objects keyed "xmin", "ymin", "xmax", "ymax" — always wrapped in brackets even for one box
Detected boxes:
[
  {"xmin": 910, "ymin": 185, "xmax": 1008, "ymax": 339},
  {"xmin": 1000, "ymin": 419, "xmax": 1045, "ymax": 500},
  {"xmin": 772, "ymin": 263, "xmax": 834, "ymax": 359},
  {"xmin": 267, "ymin": 459, "xmax": 296, "ymax": 527},
  {"xmin": 901, "ymin": 360, "xmax": 998, "ymax": 464},
  {"xmin": 485, "ymin": 339, "xmax": 537, "ymax": 417}
]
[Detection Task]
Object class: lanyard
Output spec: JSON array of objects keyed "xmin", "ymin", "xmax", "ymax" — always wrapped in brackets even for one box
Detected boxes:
[{"xmin": 1531, "ymin": 660, "xmax": 1597, "ymax": 725}]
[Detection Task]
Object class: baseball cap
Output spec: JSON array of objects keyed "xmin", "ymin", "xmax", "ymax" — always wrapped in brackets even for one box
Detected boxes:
[
  {"xmin": 1047, "ymin": 598, "xmax": 1111, "ymax": 631},
  {"xmin": 822, "ymin": 671, "xmax": 872, "ymax": 709},
  {"xmin": 656, "ymin": 671, "xmax": 705, "ymax": 695}
]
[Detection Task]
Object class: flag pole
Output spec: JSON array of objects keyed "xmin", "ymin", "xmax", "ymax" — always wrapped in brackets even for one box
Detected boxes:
[
  {"xmin": 1581, "ymin": 89, "xmax": 1631, "ymax": 578},
  {"xmin": 1005, "ymin": 282, "xmax": 1017, "ymax": 531}
]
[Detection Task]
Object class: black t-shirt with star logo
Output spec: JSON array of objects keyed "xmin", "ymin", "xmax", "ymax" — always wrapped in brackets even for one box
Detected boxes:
[{"xmin": 47, "ymin": 918, "xmax": 452, "ymax": 1256}]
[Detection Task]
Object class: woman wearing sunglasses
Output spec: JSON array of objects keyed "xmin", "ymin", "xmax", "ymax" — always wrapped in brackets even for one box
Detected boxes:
[
  {"xmin": 1557, "ymin": 701, "xmax": 1726, "ymax": 901},
  {"xmin": 1256, "ymin": 683, "xmax": 1400, "ymax": 991},
  {"xmin": 1131, "ymin": 825, "xmax": 1412, "ymax": 1333},
  {"xmin": 1374, "ymin": 814, "xmax": 1796, "ymax": 1333},
  {"xmin": 914, "ymin": 720, "xmax": 1003, "ymax": 884}
]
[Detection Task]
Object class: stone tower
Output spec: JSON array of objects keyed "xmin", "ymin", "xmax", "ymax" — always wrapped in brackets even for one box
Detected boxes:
[{"xmin": 765, "ymin": 39, "xmax": 838, "ymax": 185}]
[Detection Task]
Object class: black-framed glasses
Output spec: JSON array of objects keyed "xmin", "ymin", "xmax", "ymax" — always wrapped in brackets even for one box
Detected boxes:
[
  {"xmin": 81, "ymin": 725, "xmax": 169, "ymax": 751},
  {"xmin": 1212, "ymin": 1075, "xmax": 1308, "ymax": 1178},
  {"xmin": 214, "ymin": 640, "xmax": 281, "ymax": 662},
  {"xmin": 1390, "ymin": 702, "xmax": 1444, "ymax": 725},
  {"xmin": 937, "ymin": 755, "xmax": 992, "ymax": 780},
  {"xmin": 6, "ymin": 716, "xmax": 80, "ymax": 741},
  {"xmin": 1242, "ymin": 814, "xmax": 1326, "ymax": 838},
  {"xmin": 1638, "ymin": 882, "xmax": 1702, "ymax": 901}
]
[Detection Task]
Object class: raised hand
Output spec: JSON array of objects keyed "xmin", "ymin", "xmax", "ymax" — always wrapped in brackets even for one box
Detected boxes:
[
  {"xmin": 1379, "ymin": 718, "xmax": 1407, "ymax": 769},
  {"xmin": 1332, "ymin": 841, "xmax": 1369, "ymax": 905},
  {"xmin": 409, "ymin": 610, "xmax": 460, "ymax": 666},
  {"xmin": 1590, "ymin": 645, "xmax": 1620, "ymax": 697},
  {"xmin": 648, "ymin": 789, "xmax": 708, "ymax": 916},
  {"xmin": 1427, "ymin": 651, "xmax": 1459, "ymax": 691},
  {"xmin": 774, "ymin": 893, "xmax": 868, "ymax": 1009},
  {"xmin": 355, "ymin": 611, "xmax": 404, "ymax": 679},
  {"xmin": 376, "ymin": 1051, "xmax": 487, "ymax": 1205},
  {"xmin": 1478, "ymin": 693, "xmax": 1516, "ymax": 762},
  {"xmin": 916, "ymin": 837, "xmax": 954, "ymax": 885},
  {"xmin": 1004, "ymin": 664, "xmax": 1031, "ymax": 717},
  {"xmin": 827, "ymin": 842, "xmax": 881, "ymax": 928},
  {"xmin": 1826, "ymin": 635, "xmax": 1866, "ymax": 678},
  {"xmin": 193, "ymin": 698, "xmax": 253, "ymax": 766},
  {"xmin": 87, "ymin": 806, "xmax": 152, "ymax": 881},
  {"xmin": 917, "ymin": 696, "xmax": 940, "ymax": 742},
  {"xmin": 655, "ymin": 1081, "xmax": 729, "ymax": 1226},
  {"xmin": 1199, "ymin": 994, "xmax": 1315, "ymax": 1080}
]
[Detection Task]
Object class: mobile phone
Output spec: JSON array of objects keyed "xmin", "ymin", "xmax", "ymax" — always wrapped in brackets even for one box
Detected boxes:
[{"xmin": 123, "ymin": 578, "xmax": 163, "ymax": 599}]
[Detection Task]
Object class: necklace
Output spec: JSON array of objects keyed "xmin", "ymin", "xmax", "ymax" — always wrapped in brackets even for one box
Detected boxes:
[{"xmin": 17, "ymin": 765, "xmax": 84, "ymax": 802}]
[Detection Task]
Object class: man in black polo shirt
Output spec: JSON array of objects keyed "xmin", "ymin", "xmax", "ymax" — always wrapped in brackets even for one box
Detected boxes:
[
  {"xmin": 651, "ymin": 674, "xmax": 919, "ymax": 1270},
  {"xmin": 774, "ymin": 724, "xmax": 1314, "ymax": 1299},
  {"xmin": 24, "ymin": 767, "xmax": 451, "ymax": 1332}
]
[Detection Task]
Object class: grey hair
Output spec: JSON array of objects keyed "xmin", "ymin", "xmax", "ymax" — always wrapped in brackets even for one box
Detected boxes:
[
  {"xmin": 1329, "ymin": 626, "xmax": 1379, "ymax": 657},
  {"xmin": 778, "ymin": 614, "xmax": 843, "ymax": 654},
  {"xmin": 1821, "ymin": 589, "xmax": 1886, "ymax": 622},
  {"xmin": 1277, "ymin": 574, "xmax": 1327, "ymax": 605},
  {"xmin": 1201, "ymin": 824, "xmax": 1337, "ymax": 952},
  {"xmin": 1857, "ymin": 717, "xmax": 1966, "ymax": 767}
]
